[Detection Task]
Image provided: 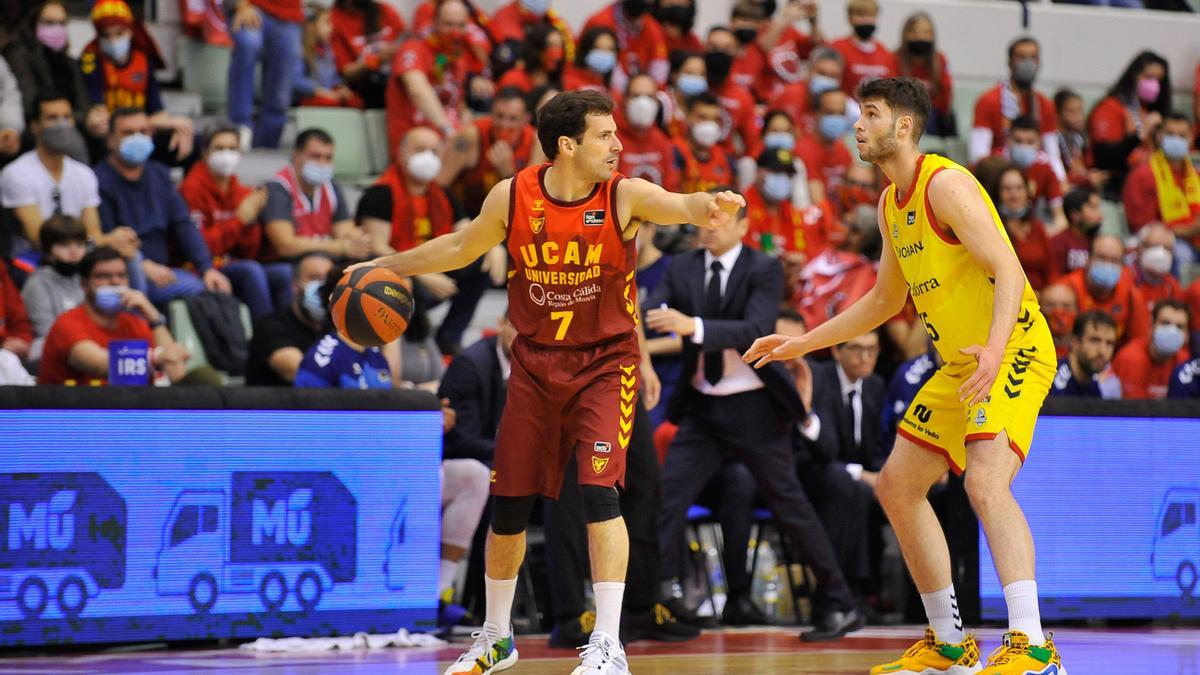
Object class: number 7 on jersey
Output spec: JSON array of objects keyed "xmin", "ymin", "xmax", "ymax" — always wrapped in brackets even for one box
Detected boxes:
[{"xmin": 551, "ymin": 311, "xmax": 574, "ymax": 340}]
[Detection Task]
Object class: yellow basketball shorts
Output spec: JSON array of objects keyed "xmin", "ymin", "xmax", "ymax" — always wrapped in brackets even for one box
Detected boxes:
[{"xmin": 897, "ymin": 320, "xmax": 1056, "ymax": 474}]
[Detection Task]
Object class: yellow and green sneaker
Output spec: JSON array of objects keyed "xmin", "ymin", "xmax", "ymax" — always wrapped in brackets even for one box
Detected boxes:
[
  {"xmin": 982, "ymin": 631, "xmax": 1066, "ymax": 675},
  {"xmin": 443, "ymin": 621, "xmax": 519, "ymax": 674},
  {"xmin": 870, "ymin": 627, "xmax": 983, "ymax": 675}
]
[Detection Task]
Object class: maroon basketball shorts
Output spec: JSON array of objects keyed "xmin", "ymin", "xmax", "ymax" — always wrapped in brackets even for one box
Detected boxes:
[{"xmin": 491, "ymin": 333, "xmax": 641, "ymax": 498}]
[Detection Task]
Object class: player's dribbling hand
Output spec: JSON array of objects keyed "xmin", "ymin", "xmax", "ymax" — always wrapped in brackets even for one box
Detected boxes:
[
  {"xmin": 958, "ymin": 343, "xmax": 1002, "ymax": 406},
  {"xmin": 742, "ymin": 334, "xmax": 807, "ymax": 368},
  {"xmin": 707, "ymin": 191, "xmax": 746, "ymax": 228},
  {"xmin": 344, "ymin": 260, "xmax": 379, "ymax": 275}
]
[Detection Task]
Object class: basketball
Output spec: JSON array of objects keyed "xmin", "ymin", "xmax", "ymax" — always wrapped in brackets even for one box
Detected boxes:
[{"xmin": 330, "ymin": 266, "xmax": 414, "ymax": 347}]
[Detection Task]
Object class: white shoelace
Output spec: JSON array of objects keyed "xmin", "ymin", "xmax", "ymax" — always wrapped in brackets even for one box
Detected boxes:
[
  {"xmin": 455, "ymin": 626, "xmax": 502, "ymax": 664},
  {"xmin": 578, "ymin": 633, "xmax": 622, "ymax": 669}
]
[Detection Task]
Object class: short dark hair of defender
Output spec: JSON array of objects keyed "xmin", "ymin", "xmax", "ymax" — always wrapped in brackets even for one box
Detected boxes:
[
  {"xmin": 536, "ymin": 90, "xmax": 614, "ymax": 161},
  {"xmin": 1072, "ymin": 309, "xmax": 1117, "ymax": 339},
  {"xmin": 79, "ymin": 246, "xmax": 124, "ymax": 279},
  {"xmin": 857, "ymin": 77, "xmax": 931, "ymax": 144}
]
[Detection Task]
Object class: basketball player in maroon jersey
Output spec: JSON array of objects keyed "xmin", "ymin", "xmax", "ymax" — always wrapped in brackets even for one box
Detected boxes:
[{"xmin": 349, "ymin": 91, "xmax": 744, "ymax": 675}]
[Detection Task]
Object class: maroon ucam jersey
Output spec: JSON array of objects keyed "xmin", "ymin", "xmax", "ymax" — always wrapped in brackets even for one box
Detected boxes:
[{"xmin": 506, "ymin": 164, "xmax": 639, "ymax": 347}]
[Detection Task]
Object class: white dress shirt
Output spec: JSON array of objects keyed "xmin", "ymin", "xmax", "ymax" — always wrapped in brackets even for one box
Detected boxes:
[
  {"xmin": 836, "ymin": 363, "xmax": 866, "ymax": 480},
  {"xmin": 690, "ymin": 243, "xmax": 764, "ymax": 397}
]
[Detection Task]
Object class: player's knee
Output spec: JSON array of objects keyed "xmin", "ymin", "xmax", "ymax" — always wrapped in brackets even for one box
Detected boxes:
[
  {"xmin": 491, "ymin": 495, "xmax": 536, "ymax": 535},
  {"xmin": 963, "ymin": 470, "xmax": 1008, "ymax": 512},
  {"xmin": 874, "ymin": 465, "xmax": 906, "ymax": 512},
  {"xmin": 581, "ymin": 485, "xmax": 621, "ymax": 523}
]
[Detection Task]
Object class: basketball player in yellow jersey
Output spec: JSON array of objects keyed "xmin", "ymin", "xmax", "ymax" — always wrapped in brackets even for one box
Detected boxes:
[{"xmin": 745, "ymin": 78, "xmax": 1065, "ymax": 675}]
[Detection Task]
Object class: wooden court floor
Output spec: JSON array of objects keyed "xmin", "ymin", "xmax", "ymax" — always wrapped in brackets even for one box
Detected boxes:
[{"xmin": 1, "ymin": 626, "xmax": 1197, "ymax": 673}]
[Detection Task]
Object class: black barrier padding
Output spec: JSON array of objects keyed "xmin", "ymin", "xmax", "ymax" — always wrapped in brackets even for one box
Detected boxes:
[
  {"xmin": 0, "ymin": 386, "xmax": 440, "ymax": 411},
  {"xmin": 1041, "ymin": 398, "xmax": 1200, "ymax": 418}
]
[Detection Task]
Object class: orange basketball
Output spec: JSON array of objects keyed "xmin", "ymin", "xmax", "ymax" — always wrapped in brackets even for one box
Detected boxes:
[{"xmin": 330, "ymin": 267, "xmax": 414, "ymax": 347}]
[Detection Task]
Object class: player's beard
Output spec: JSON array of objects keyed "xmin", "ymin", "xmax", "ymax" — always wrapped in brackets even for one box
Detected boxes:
[{"xmin": 860, "ymin": 123, "xmax": 901, "ymax": 163}]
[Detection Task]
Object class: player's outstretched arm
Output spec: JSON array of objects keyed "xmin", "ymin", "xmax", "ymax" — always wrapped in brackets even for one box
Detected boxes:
[
  {"xmin": 743, "ymin": 194, "xmax": 909, "ymax": 368},
  {"xmin": 348, "ymin": 179, "xmax": 511, "ymax": 277},
  {"xmin": 927, "ymin": 169, "xmax": 1026, "ymax": 404},
  {"xmin": 618, "ymin": 178, "xmax": 745, "ymax": 233}
]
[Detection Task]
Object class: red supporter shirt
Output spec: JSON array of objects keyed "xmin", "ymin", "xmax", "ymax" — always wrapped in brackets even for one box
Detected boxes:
[
  {"xmin": 372, "ymin": 165, "xmax": 455, "ymax": 252},
  {"xmin": 614, "ymin": 109, "xmax": 680, "ymax": 191},
  {"xmin": 497, "ymin": 66, "xmax": 535, "ymax": 92},
  {"xmin": 768, "ymin": 82, "xmax": 817, "ymax": 137},
  {"xmin": 1060, "ymin": 267, "xmax": 1151, "ymax": 346},
  {"xmin": 1123, "ymin": 160, "xmax": 1200, "ymax": 237},
  {"xmin": 582, "ymin": 4, "xmax": 669, "ymax": 83},
  {"xmin": 829, "ymin": 37, "xmax": 896, "ymax": 96},
  {"xmin": 386, "ymin": 37, "xmax": 472, "ymax": 149},
  {"xmin": 1133, "ymin": 267, "xmax": 1183, "ymax": 314},
  {"xmin": 762, "ymin": 28, "xmax": 816, "ymax": 99},
  {"xmin": 456, "ymin": 117, "xmax": 536, "ymax": 216},
  {"xmin": 664, "ymin": 31, "xmax": 703, "ymax": 57},
  {"xmin": 1048, "ymin": 228, "xmax": 1090, "ymax": 281},
  {"xmin": 0, "ymin": 260, "xmax": 32, "ymax": 344},
  {"xmin": 730, "ymin": 43, "xmax": 767, "ymax": 93},
  {"xmin": 179, "ymin": 160, "xmax": 259, "ymax": 263},
  {"xmin": 796, "ymin": 135, "xmax": 852, "ymax": 193},
  {"xmin": 329, "ymin": 3, "xmax": 406, "ymax": 72},
  {"xmin": 562, "ymin": 64, "xmax": 608, "ymax": 92},
  {"xmin": 713, "ymin": 80, "xmax": 763, "ymax": 158},
  {"xmin": 742, "ymin": 185, "xmax": 834, "ymax": 258},
  {"xmin": 1006, "ymin": 218, "xmax": 1053, "ymax": 291},
  {"xmin": 38, "ymin": 305, "xmax": 155, "ymax": 385},
  {"xmin": 250, "ymin": 0, "xmax": 301, "ymax": 23},
  {"xmin": 899, "ymin": 53, "xmax": 952, "ymax": 115},
  {"xmin": 491, "ymin": 3, "xmax": 575, "ymax": 59},
  {"xmin": 972, "ymin": 83, "xmax": 1057, "ymax": 155},
  {"xmin": 672, "ymin": 138, "xmax": 736, "ymax": 193},
  {"xmin": 1112, "ymin": 337, "xmax": 1189, "ymax": 400},
  {"xmin": 1186, "ymin": 278, "xmax": 1200, "ymax": 340},
  {"xmin": 1088, "ymin": 96, "xmax": 1134, "ymax": 145},
  {"xmin": 505, "ymin": 164, "xmax": 637, "ymax": 346}
]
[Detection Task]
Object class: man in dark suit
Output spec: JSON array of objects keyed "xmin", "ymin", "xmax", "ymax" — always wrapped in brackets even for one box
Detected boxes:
[
  {"xmin": 780, "ymin": 313, "xmax": 886, "ymax": 597},
  {"xmin": 440, "ymin": 315, "xmax": 514, "ymax": 465},
  {"xmin": 644, "ymin": 207, "xmax": 863, "ymax": 641}
]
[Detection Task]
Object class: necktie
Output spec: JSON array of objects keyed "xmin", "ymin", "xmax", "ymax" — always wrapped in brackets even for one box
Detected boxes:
[
  {"xmin": 703, "ymin": 260, "xmax": 724, "ymax": 385},
  {"xmin": 846, "ymin": 389, "xmax": 861, "ymax": 446}
]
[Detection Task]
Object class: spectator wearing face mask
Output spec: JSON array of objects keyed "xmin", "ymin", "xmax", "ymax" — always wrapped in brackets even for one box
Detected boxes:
[
  {"xmin": 38, "ymin": 246, "xmax": 190, "ymax": 385},
  {"xmin": 582, "ymin": 0, "xmax": 670, "ymax": 89},
  {"xmin": 970, "ymin": 36, "xmax": 1061, "ymax": 174},
  {"xmin": 796, "ymin": 88, "xmax": 854, "ymax": 204},
  {"xmin": 744, "ymin": 148, "xmax": 836, "ymax": 264},
  {"xmin": 82, "ymin": 0, "xmax": 194, "ymax": 162},
  {"xmin": 3, "ymin": 1, "xmax": 93, "ymax": 135},
  {"xmin": 1113, "ymin": 299, "xmax": 1191, "ymax": 399},
  {"xmin": 1130, "ymin": 224, "xmax": 1183, "ymax": 312},
  {"xmin": 615, "ymin": 74, "xmax": 680, "ymax": 191},
  {"xmin": 1049, "ymin": 310, "xmax": 1122, "ymax": 399},
  {"xmin": 704, "ymin": 27, "xmax": 764, "ymax": 164},
  {"xmin": 893, "ymin": 12, "xmax": 953, "ymax": 137},
  {"xmin": 761, "ymin": 109, "xmax": 815, "ymax": 207},
  {"xmin": 655, "ymin": 0, "xmax": 702, "ymax": 55},
  {"xmin": 1040, "ymin": 282, "xmax": 1078, "ymax": 360},
  {"xmin": 21, "ymin": 215, "xmax": 89, "ymax": 366},
  {"xmin": 768, "ymin": 47, "xmax": 845, "ymax": 140},
  {"xmin": 245, "ymin": 251, "xmax": 333, "ymax": 385},
  {"xmin": 1001, "ymin": 116, "xmax": 1067, "ymax": 233},
  {"xmin": 0, "ymin": 92, "xmax": 115, "ymax": 273},
  {"xmin": 1054, "ymin": 89, "xmax": 1101, "ymax": 191},
  {"xmin": 985, "ymin": 164, "xmax": 1053, "ymax": 291},
  {"xmin": 828, "ymin": 0, "xmax": 895, "ymax": 97},
  {"xmin": 385, "ymin": 0, "xmax": 483, "ymax": 149},
  {"xmin": 1089, "ymin": 51, "xmax": 1171, "ymax": 200},
  {"xmin": 442, "ymin": 87, "xmax": 539, "ymax": 217},
  {"xmin": 1050, "ymin": 186, "xmax": 1102, "ymax": 281},
  {"xmin": 180, "ymin": 126, "xmax": 288, "ymax": 320},
  {"xmin": 496, "ymin": 23, "xmax": 566, "ymax": 93},
  {"xmin": 328, "ymin": 0, "xmax": 406, "ymax": 109},
  {"xmin": 1061, "ymin": 235, "xmax": 1150, "ymax": 347},
  {"xmin": 491, "ymin": 0, "xmax": 575, "ymax": 67},
  {"xmin": 1123, "ymin": 112, "xmax": 1200, "ymax": 247},
  {"xmin": 758, "ymin": 0, "xmax": 824, "ymax": 99},
  {"xmin": 294, "ymin": 266, "xmax": 396, "ymax": 390},
  {"xmin": 261, "ymin": 127, "xmax": 372, "ymax": 262},
  {"xmin": 724, "ymin": 0, "xmax": 771, "ymax": 94},
  {"xmin": 662, "ymin": 51, "xmax": 707, "ymax": 139},
  {"xmin": 295, "ymin": 9, "xmax": 364, "ymax": 109},
  {"xmin": 671, "ymin": 92, "xmax": 736, "ymax": 193},
  {"xmin": 358, "ymin": 126, "xmax": 495, "ymax": 355},
  {"xmin": 95, "ymin": 109, "xmax": 232, "ymax": 307},
  {"xmin": 562, "ymin": 26, "xmax": 618, "ymax": 93}
]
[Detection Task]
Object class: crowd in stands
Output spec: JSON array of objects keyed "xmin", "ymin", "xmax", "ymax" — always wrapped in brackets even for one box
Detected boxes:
[{"xmin": 0, "ymin": 0, "xmax": 1199, "ymax": 634}]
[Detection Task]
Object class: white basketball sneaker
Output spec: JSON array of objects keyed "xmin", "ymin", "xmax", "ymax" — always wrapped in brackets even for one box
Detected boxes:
[
  {"xmin": 571, "ymin": 631, "xmax": 632, "ymax": 675},
  {"xmin": 442, "ymin": 621, "xmax": 518, "ymax": 675}
]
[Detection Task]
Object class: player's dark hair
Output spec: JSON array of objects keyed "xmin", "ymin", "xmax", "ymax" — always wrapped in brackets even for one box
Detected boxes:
[
  {"xmin": 856, "ymin": 77, "xmax": 930, "ymax": 144},
  {"xmin": 1152, "ymin": 299, "xmax": 1190, "ymax": 324},
  {"xmin": 536, "ymin": 90, "xmax": 614, "ymax": 160},
  {"xmin": 1072, "ymin": 310, "xmax": 1116, "ymax": 339},
  {"xmin": 39, "ymin": 214, "xmax": 88, "ymax": 253},
  {"xmin": 1007, "ymin": 36, "xmax": 1038, "ymax": 61},
  {"xmin": 295, "ymin": 127, "xmax": 334, "ymax": 153},
  {"xmin": 1063, "ymin": 186, "xmax": 1097, "ymax": 222},
  {"xmin": 79, "ymin": 246, "xmax": 124, "ymax": 279},
  {"xmin": 1009, "ymin": 116, "xmax": 1040, "ymax": 136}
]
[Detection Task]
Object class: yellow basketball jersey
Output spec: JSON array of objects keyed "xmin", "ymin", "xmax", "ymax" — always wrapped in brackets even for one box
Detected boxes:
[{"xmin": 883, "ymin": 154, "xmax": 1041, "ymax": 368}]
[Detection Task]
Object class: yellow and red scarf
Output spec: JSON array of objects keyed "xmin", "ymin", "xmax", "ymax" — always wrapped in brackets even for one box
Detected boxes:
[{"xmin": 1149, "ymin": 149, "xmax": 1200, "ymax": 226}]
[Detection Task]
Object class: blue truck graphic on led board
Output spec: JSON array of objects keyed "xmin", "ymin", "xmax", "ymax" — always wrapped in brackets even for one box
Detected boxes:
[
  {"xmin": 0, "ymin": 473, "xmax": 126, "ymax": 619},
  {"xmin": 154, "ymin": 472, "xmax": 356, "ymax": 613},
  {"xmin": 1152, "ymin": 487, "xmax": 1199, "ymax": 599}
]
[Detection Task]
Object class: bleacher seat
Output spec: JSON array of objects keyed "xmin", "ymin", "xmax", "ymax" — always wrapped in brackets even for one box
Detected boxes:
[
  {"xmin": 178, "ymin": 39, "xmax": 232, "ymax": 114},
  {"xmin": 364, "ymin": 109, "xmax": 393, "ymax": 175},
  {"xmin": 293, "ymin": 108, "xmax": 375, "ymax": 181}
]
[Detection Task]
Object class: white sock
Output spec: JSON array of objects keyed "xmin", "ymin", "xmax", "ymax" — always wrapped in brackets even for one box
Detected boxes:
[
  {"xmin": 438, "ymin": 559, "xmax": 460, "ymax": 595},
  {"xmin": 1003, "ymin": 580, "xmax": 1045, "ymax": 645},
  {"xmin": 920, "ymin": 584, "xmax": 965, "ymax": 644},
  {"xmin": 592, "ymin": 581, "xmax": 626, "ymax": 639},
  {"xmin": 485, "ymin": 574, "xmax": 518, "ymax": 638}
]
